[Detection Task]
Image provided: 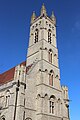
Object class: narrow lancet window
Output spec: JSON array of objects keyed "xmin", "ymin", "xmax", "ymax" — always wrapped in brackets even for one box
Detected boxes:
[
  {"xmin": 48, "ymin": 49, "xmax": 52, "ymax": 63},
  {"xmin": 49, "ymin": 95, "xmax": 56, "ymax": 114},
  {"xmin": 34, "ymin": 29, "xmax": 38, "ymax": 43},
  {"xmin": 49, "ymin": 70, "xmax": 54, "ymax": 86},
  {"xmin": 48, "ymin": 29, "xmax": 52, "ymax": 44}
]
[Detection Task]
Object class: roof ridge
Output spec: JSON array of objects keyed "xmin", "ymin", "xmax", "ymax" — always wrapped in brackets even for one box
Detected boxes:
[
  {"xmin": 0, "ymin": 61, "xmax": 26, "ymax": 85},
  {"xmin": 0, "ymin": 61, "xmax": 26, "ymax": 75}
]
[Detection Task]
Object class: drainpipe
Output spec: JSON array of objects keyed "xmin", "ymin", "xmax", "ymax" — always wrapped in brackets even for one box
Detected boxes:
[{"xmin": 13, "ymin": 80, "xmax": 20, "ymax": 120}]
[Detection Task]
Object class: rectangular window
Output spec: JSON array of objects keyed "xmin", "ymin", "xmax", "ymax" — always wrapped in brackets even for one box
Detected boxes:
[{"xmin": 49, "ymin": 101, "xmax": 55, "ymax": 114}]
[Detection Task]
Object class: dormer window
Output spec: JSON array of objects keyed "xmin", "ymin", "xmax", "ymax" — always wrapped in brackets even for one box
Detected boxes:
[
  {"xmin": 34, "ymin": 29, "xmax": 38, "ymax": 43},
  {"xmin": 48, "ymin": 29, "xmax": 52, "ymax": 44}
]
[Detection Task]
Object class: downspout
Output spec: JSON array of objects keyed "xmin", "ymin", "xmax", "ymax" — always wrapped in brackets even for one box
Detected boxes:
[{"xmin": 13, "ymin": 80, "xmax": 20, "ymax": 120}]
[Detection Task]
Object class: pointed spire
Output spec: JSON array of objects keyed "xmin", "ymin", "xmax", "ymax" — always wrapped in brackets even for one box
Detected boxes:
[
  {"xmin": 41, "ymin": 3, "xmax": 47, "ymax": 16},
  {"xmin": 51, "ymin": 11, "xmax": 56, "ymax": 25},
  {"xmin": 51, "ymin": 11, "xmax": 55, "ymax": 20},
  {"xmin": 31, "ymin": 11, "xmax": 36, "ymax": 24}
]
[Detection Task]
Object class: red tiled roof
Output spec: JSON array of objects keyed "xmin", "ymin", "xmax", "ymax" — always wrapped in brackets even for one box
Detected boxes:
[
  {"xmin": 20, "ymin": 61, "xmax": 26, "ymax": 66},
  {"xmin": 0, "ymin": 67, "xmax": 15, "ymax": 85},
  {"xmin": 0, "ymin": 61, "xmax": 33, "ymax": 85},
  {"xmin": 0, "ymin": 61, "xmax": 26, "ymax": 85}
]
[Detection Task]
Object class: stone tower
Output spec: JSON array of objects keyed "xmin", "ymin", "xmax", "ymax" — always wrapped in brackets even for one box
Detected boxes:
[
  {"xmin": 0, "ymin": 4, "xmax": 70, "ymax": 120},
  {"xmin": 26, "ymin": 4, "xmax": 70, "ymax": 120}
]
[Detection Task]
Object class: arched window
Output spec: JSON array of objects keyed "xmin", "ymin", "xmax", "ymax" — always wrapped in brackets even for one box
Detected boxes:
[
  {"xmin": 49, "ymin": 95, "xmax": 56, "ymax": 114},
  {"xmin": 48, "ymin": 29, "xmax": 52, "ymax": 44},
  {"xmin": 50, "ymin": 100, "xmax": 54, "ymax": 113},
  {"xmin": 2, "ymin": 118, "xmax": 5, "ymax": 120},
  {"xmin": 25, "ymin": 117, "xmax": 32, "ymax": 120},
  {"xmin": 34, "ymin": 29, "xmax": 38, "ymax": 43},
  {"xmin": 0, "ymin": 116, "xmax": 5, "ymax": 120},
  {"xmin": 5, "ymin": 90, "xmax": 10, "ymax": 107},
  {"xmin": 49, "ymin": 70, "xmax": 54, "ymax": 86},
  {"xmin": 48, "ymin": 49, "xmax": 52, "ymax": 63}
]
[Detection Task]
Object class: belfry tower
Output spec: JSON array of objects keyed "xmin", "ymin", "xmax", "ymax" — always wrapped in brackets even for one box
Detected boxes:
[
  {"xmin": 0, "ymin": 4, "xmax": 70, "ymax": 120},
  {"xmin": 26, "ymin": 4, "xmax": 70, "ymax": 120}
]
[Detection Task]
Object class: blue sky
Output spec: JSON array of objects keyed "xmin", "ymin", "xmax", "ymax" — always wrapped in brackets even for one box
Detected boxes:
[{"xmin": 0, "ymin": 0, "xmax": 80, "ymax": 120}]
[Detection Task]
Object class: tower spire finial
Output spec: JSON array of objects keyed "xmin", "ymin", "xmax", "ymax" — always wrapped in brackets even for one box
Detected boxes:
[
  {"xmin": 31, "ymin": 11, "xmax": 36, "ymax": 24},
  {"xmin": 31, "ymin": 11, "xmax": 36, "ymax": 23},
  {"xmin": 51, "ymin": 11, "xmax": 54, "ymax": 19},
  {"xmin": 51, "ymin": 11, "xmax": 56, "ymax": 25},
  {"xmin": 41, "ymin": 3, "xmax": 47, "ymax": 16}
]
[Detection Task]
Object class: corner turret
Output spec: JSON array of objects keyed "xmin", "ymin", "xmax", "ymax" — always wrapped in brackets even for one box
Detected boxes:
[
  {"xmin": 31, "ymin": 11, "xmax": 36, "ymax": 24},
  {"xmin": 41, "ymin": 3, "xmax": 47, "ymax": 16},
  {"xmin": 62, "ymin": 86, "xmax": 69, "ymax": 107},
  {"xmin": 51, "ymin": 11, "xmax": 56, "ymax": 25}
]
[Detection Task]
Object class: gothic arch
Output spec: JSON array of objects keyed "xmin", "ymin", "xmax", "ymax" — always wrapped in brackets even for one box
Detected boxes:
[
  {"xmin": 49, "ymin": 95, "xmax": 57, "ymax": 114},
  {"xmin": 0, "ymin": 115, "xmax": 5, "ymax": 120},
  {"xmin": 48, "ymin": 49, "xmax": 53, "ymax": 63},
  {"xmin": 49, "ymin": 70, "xmax": 55, "ymax": 86},
  {"xmin": 37, "ymin": 94, "xmax": 41, "ymax": 99},
  {"xmin": 2, "ymin": 118, "xmax": 5, "ymax": 120},
  {"xmin": 49, "ymin": 95, "xmax": 56, "ymax": 100},
  {"xmin": 44, "ymin": 93, "xmax": 49, "ymax": 99},
  {"xmin": 25, "ymin": 117, "xmax": 32, "ymax": 120}
]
